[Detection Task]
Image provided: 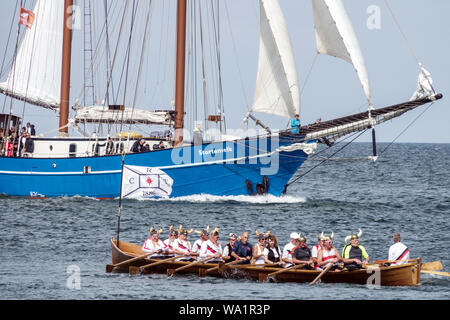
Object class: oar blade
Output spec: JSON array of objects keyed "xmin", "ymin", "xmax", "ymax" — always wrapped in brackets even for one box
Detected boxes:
[
  {"xmin": 258, "ymin": 273, "xmax": 268, "ymax": 282},
  {"xmin": 167, "ymin": 268, "xmax": 176, "ymax": 277},
  {"xmin": 198, "ymin": 268, "xmax": 207, "ymax": 278},
  {"xmin": 129, "ymin": 266, "xmax": 141, "ymax": 275},
  {"xmin": 422, "ymin": 261, "xmax": 443, "ymax": 271},
  {"xmin": 106, "ymin": 265, "xmax": 115, "ymax": 273}
]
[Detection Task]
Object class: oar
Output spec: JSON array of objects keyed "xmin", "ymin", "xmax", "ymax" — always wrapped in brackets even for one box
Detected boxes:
[
  {"xmin": 309, "ymin": 263, "xmax": 333, "ymax": 285},
  {"xmin": 420, "ymin": 270, "xmax": 450, "ymax": 277},
  {"xmin": 199, "ymin": 260, "xmax": 236, "ymax": 277},
  {"xmin": 129, "ymin": 255, "xmax": 184, "ymax": 275},
  {"xmin": 422, "ymin": 261, "xmax": 443, "ymax": 271},
  {"xmin": 259, "ymin": 263, "xmax": 307, "ymax": 282},
  {"xmin": 106, "ymin": 252, "xmax": 152, "ymax": 273},
  {"xmin": 167, "ymin": 257, "xmax": 215, "ymax": 277},
  {"xmin": 372, "ymin": 259, "xmax": 442, "ymax": 271}
]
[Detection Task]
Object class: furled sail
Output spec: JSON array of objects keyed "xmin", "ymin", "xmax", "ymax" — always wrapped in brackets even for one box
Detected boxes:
[
  {"xmin": 72, "ymin": 106, "xmax": 174, "ymax": 125},
  {"xmin": 0, "ymin": 0, "xmax": 63, "ymax": 110},
  {"xmin": 312, "ymin": 0, "xmax": 372, "ymax": 105},
  {"xmin": 251, "ymin": 0, "xmax": 300, "ymax": 119}
]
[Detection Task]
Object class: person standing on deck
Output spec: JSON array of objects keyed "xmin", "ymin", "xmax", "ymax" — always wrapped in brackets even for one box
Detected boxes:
[
  {"xmin": 282, "ymin": 232, "xmax": 300, "ymax": 268},
  {"xmin": 199, "ymin": 228, "xmax": 223, "ymax": 263},
  {"xmin": 192, "ymin": 226, "xmax": 210, "ymax": 260},
  {"xmin": 290, "ymin": 114, "xmax": 301, "ymax": 133},
  {"xmin": 342, "ymin": 229, "xmax": 370, "ymax": 270},
  {"xmin": 222, "ymin": 233, "xmax": 238, "ymax": 263},
  {"xmin": 388, "ymin": 233, "xmax": 410, "ymax": 266},
  {"xmin": 231, "ymin": 231, "xmax": 253, "ymax": 264}
]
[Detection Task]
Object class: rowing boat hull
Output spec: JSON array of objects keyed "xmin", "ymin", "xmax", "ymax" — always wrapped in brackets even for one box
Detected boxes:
[{"xmin": 109, "ymin": 238, "xmax": 421, "ymax": 286}]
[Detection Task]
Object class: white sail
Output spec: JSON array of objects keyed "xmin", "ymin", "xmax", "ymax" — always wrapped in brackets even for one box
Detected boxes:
[
  {"xmin": 72, "ymin": 106, "xmax": 173, "ymax": 125},
  {"xmin": 251, "ymin": 0, "xmax": 300, "ymax": 119},
  {"xmin": 0, "ymin": 0, "xmax": 63, "ymax": 110},
  {"xmin": 312, "ymin": 0, "xmax": 372, "ymax": 105}
]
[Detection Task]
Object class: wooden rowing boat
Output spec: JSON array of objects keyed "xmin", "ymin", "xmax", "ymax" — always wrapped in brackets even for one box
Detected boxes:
[{"xmin": 108, "ymin": 238, "xmax": 421, "ymax": 286}]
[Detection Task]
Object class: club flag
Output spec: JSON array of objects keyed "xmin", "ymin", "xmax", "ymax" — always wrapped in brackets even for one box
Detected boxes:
[
  {"xmin": 19, "ymin": 7, "xmax": 35, "ymax": 29},
  {"xmin": 121, "ymin": 165, "xmax": 174, "ymax": 199}
]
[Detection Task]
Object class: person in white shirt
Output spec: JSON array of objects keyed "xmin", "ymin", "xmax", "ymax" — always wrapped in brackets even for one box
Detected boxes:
[
  {"xmin": 192, "ymin": 226, "xmax": 210, "ymax": 260},
  {"xmin": 311, "ymin": 233, "xmax": 326, "ymax": 270},
  {"xmin": 199, "ymin": 228, "xmax": 223, "ymax": 263},
  {"xmin": 264, "ymin": 234, "xmax": 285, "ymax": 267},
  {"xmin": 282, "ymin": 232, "xmax": 300, "ymax": 268},
  {"xmin": 253, "ymin": 230, "xmax": 267, "ymax": 265},
  {"xmin": 142, "ymin": 227, "xmax": 169, "ymax": 258},
  {"xmin": 173, "ymin": 225, "xmax": 195, "ymax": 261},
  {"xmin": 388, "ymin": 233, "xmax": 410, "ymax": 266},
  {"xmin": 163, "ymin": 225, "xmax": 178, "ymax": 257},
  {"xmin": 222, "ymin": 233, "xmax": 238, "ymax": 263}
]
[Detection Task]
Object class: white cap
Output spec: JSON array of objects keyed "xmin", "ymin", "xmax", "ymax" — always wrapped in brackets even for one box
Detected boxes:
[{"xmin": 290, "ymin": 232, "xmax": 300, "ymax": 239}]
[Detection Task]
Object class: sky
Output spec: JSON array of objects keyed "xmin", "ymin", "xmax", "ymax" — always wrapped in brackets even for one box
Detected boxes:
[{"xmin": 0, "ymin": 0, "xmax": 449, "ymax": 143}]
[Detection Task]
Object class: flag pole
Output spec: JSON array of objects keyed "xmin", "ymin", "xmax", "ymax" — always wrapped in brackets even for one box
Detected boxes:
[{"xmin": 116, "ymin": 152, "xmax": 126, "ymax": 249}]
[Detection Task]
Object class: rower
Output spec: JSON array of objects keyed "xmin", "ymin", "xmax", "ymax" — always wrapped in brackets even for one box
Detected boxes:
[
  {"xmin": 231, "ymin": 231, "xmax": 253, "ymax": 264},
  {"xmin": 317, "ymin": 232, "xmax": 344, "ymax": 271},
  {"xmin": 192, "ymin": 226, "xmax": 210, "ymax": 260},
  {"xmin": 163, "ymin": 225, "xmax": 178, "ymax": 257},
  {"xmin": 142, "ymin": 227, "xmax": 169, "ymax": 259},
  {"xmin": 342, "ymin": 229, "xmax": 370, "ymax": 270},
  {"xmin": 173, "ymin": 225, "xmax": 195, "ymax": 262},
  {"xmin": 222, "ymin": 233, "xmax": 238, "ymax": 263},
  {"xmin": 253, "ymin": 230, "xmax": 268, "ymax": 265},
  {"xmin": 311, "ymin": 233, "xmax": 326, "ymax": 270},
  {"xmin": 199, "ymin": 227, "xmax": 223, "ymax": 263},
  {"xmin": 282, "ymin": 232, "xmax": 300, "ymax": 268},
  {"xmin": 291, "ymin": 234, "xmax": 314, "ymax": 269},
  {"xmin": 263, "ymin": 234, "xmax": 285, "ymax": 267},
  {"xmin": 388, "ymin": 232, "xmax": 410, "ymax": 266}
]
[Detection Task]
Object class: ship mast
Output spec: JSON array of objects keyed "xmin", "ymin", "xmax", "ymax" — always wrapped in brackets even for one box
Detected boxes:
[
  {"xmin": 174, "ymin": 0, "xmax": 187, "ymax": 146},
  {"xmin": 58, "ymin": 0, "xmax": 73, "ymax": 137}
]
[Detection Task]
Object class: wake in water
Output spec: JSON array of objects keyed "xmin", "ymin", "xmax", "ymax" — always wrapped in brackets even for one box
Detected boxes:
[{"xmin": 142, "ymin": 193, "xmax": 307, "ymax": 204}]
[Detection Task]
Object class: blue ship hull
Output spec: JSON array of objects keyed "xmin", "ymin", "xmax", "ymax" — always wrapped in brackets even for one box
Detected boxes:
[{"xmin": 0, "ymin": 135, "xmax": 310, "ymax": 198}]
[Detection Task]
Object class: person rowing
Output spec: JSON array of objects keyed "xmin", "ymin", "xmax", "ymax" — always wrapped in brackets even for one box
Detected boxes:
[
  {"xmin": 317, "ymin": 232, "xmax": 344, "ymax": 271},
  {"xmin": 199, "ymin": 227, "xmax": 223, "ymax": 263},
  {"xmin": 342, "ymin": 229, "xmax": 370, "ymax": 270},
  {"xmin": 282, "ymin": 232, "xmax": 300, "ymax": 268},
  {"xmin": 173, "ymin": 225, "xmax": 195, "ymax": 262},
  {"xmin": 192, "ymin": 225, "xmax": 210, "ymax": 260},
  {"xmin": 388, "ymin": 232, "xmax": 410, "ymax": 266},
  {"xmin": 291, "ymin": 234, "xmax": 314, "ymax": 270},
  {"xmin": 163, "ymin": 225, "xmax": 178, "ymax": 257},
  {"xmin": 231, "ymin": 231, "xmax": 253, "ymax": 265},
  {"xmin": 264, "ymin": 234, "xmax": 285, "ymax": 267},
  {"xmin": 253, "ymin": 230, "xmax": 268, "ymax": 265},
  {"xmin": 311, "ymin": 232, "xmax": 326, "ymax": 270},
  {"xmin": 222, "ymin": 233, "xmax": 238, "ymax": 263},
  {"xmin": 142, "ymin": 227, "xmax": 169, "ymax": 259}
]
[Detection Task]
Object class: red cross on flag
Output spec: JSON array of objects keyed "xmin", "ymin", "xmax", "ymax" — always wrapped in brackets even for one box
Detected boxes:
[{"xmin": 19, "ymin": 7, "xmax": 35, "ymax": 29}]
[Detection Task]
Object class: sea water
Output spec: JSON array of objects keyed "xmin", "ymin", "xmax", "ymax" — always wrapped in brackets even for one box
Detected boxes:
[{"xmin": 0, "ymin": 143, "xmax": 449, "ymax": 300}]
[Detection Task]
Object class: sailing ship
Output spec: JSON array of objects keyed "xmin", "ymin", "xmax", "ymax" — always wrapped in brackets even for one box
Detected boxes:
[{"xmin": 0, "ymin": 0, "xmax": 442, "ymax": 199}]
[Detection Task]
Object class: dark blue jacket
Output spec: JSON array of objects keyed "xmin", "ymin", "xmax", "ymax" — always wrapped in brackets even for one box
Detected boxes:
[{"xmin": 232, "ymin": 240, "xmax": 252, "ymax": 258}]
